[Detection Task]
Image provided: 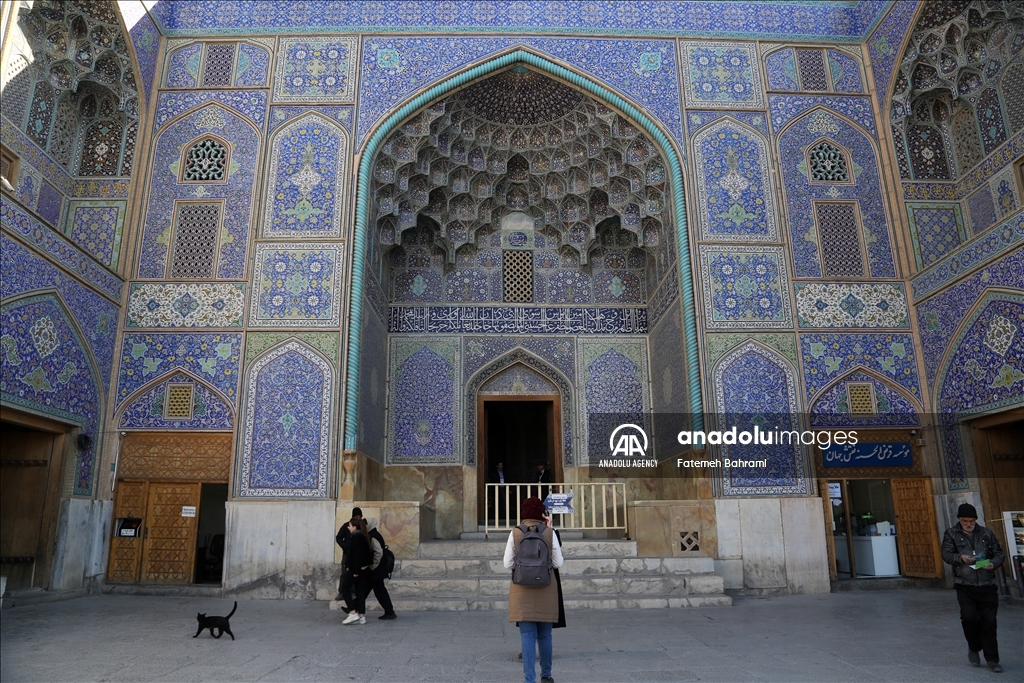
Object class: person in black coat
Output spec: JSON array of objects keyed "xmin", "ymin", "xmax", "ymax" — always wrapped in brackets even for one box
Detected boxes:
[
  {"xmin": 335, "ymin": 507, "xmax": 362, "ymax": 602},
  {"xmin": 341, "ymin": 518, "xmax": 372, "ymax": 625},
  {"xmin": 366, "ymin": 518, "xmax": 397, "ymax": 620}
]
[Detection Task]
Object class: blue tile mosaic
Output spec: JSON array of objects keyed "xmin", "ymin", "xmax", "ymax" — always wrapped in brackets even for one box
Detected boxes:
[
  {"xmin": 128, "ymin": 8, "xmax": 161, "ymax": 103},
  {"xmin": 1, "ymin": 234, "xmax": 118, "ymax": 390},
  {"xmin": 699, "ymin": 246, "xmax": 792, "ymax": 329},
  {"xmin": 646, "ymin": 267, "xmax": 679, "ymax": 330},
  {"xmin": 118, "ymin": 371, "xmax": 234, "ymax": 430},
  {"xmin": 269, "ymin": 106, "xmax": 352, "ymax": 135},
  {"xmin": 827, "ymin": 49, "xmax": 864, "ymax": 94},
  {"xmin": 867, "ymin": 1, "xmax": 919, "ymax": 120},
  {"xmin": 463, "ymin": 337, "xmax": 576, "ymax": 387},
  {"xmin": 263, "ymin": 114, "xmax": 350, "ymax": 238},
  {"xmin": 65, "ymin": 200, "xmax": 127, "ymax": 271},
  {"xmin": 691, "ymin": 117, "xmax": 778, "ymax": 241},
  {"xmin": 35, "ymin": 180, "xmax": 63, "ymax": 227},
  {"xmin": 1, "ymin": 294, "xmax": 102, "ymax": 495},
  {"xmin": 388, "ymin": 338, "xmax": 460, "ymax": 463},
  {"xmin": 240, "ymin": 341, "xmax": 332, "ymax": 497},
  {"xmin": 357, "ymin": 36, "xmax": 682, "ymax": 146},
  {"xmin": 151, "ymin": 1, "xmax": 889, "ymax": 40},
  {"xmin": 966, "ymin": 186, "xmax": 998, "ymax": 236},
  {"xmin": 138, "ymin": 103, "xmax": 260, "ymax": 279},
  {"xmin": 579, "ymin": 339, "xmax": 649, "ymax": 465},
  {"xmin": 116, "ymin": 333, "xmax": 241, "ymax": 410},
  {"xmin": 165, "ymin": 42, "xmax": 202, "ymax": 88},
  {"xmin": 680, "ymin": 41, "xmax": 764, "ymax": 110},
  {"xmin": 809, "ymin": 371, "xmax": 919, "ymax": 428},
  {"xmin": 250, "ymin": 244, "xmax": 343, "ymax": 327},
  {"xmin": 800, "ymin": 333, "xmax": 921, "ymax": 401},
  {"xmin": 764, "ymin": 48, "xmax": 798, "ymax": 92},
  {"xmin": 769, "ymin": 94, "xmax": 876, "ymax": 137},
  {"xmin": 274, "ymin": 38, "xmax": 358, "ymax": 102},
  {"xmin": 389, "ymin": 306, "xmax": 647, "ymax": 335},
  {"xmin": 777, "ymin": 107, "xmax": 896, "ymax": 278},
  {"xmin": 154, "ymin": 90, "xmax": 267, "ymax": 130},
  {"xmin": 712, "ymin": 341, "xmax": 808, "ymax": 496},
  {"xmin": 795, "ymin": 283, "xmax": 909, "ymax": 329},
  {"xmin": 907, "ymin": 203, "xmax": 967, "ymax": 268},
  {"xmin": 236, "ymin": 42, "xmax": 271, "ymax": 87},
  {"xmin": 356, "ymin": 308, "xmax": 387, "ymax": 461},
  {"xmin": 480, "ymin": 364, "xmax": 557, "ymax": 394}
]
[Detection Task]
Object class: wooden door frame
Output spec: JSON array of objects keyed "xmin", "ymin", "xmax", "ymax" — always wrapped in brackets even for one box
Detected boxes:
[
  {"xmin": 969, "ymin": 407, "xmax": 1024, "ymax": 558},
  {"xmin": 476, "ymin": 394, "xmax": 562, "ymax": 523}
]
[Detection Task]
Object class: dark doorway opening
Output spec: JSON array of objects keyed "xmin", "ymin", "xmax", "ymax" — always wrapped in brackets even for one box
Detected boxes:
[
  {"xmin": 479, "ymin": 398, "xmax": 560, "ymax": 525},
  {"xmin": 193, "ymin": 483, "xmax": 228, "ymax": 584}
]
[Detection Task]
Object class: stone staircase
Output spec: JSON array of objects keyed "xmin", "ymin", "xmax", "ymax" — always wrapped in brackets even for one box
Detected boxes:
[{"xmin": 329, "ymin": 539, "xmax": 731, "ymax": 612}]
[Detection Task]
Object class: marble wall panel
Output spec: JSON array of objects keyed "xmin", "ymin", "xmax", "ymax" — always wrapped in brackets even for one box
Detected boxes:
[{"xmin": 239, "ymin": 341, "xmax": 332, "ymax": 497}]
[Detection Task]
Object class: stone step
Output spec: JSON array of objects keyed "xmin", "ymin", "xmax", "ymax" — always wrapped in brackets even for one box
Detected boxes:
[
  {"xmin": 461, "ymin": 529, "xmax": 585, "ymax": 540},
  {"xmin": 393, "ymin": 555, "xmax": 715, "ymax": 578},
  {"xmin": 416, "ymin": 539, "xmax": 638, "ymax": 559},
  {"xmin": 372, "ymin": 573, "xmax": 723, "ymax": 599},
  {"xmin": 328, "ymin": 593, "xmax": 731, "ymax": 613}
]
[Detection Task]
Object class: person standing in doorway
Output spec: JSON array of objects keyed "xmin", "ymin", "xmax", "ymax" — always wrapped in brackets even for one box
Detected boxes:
[
  {"xmin": 335, "ymin": 507, "xmax": 362, "ymax": 603},
  {"xmin": 534, "ymin": 462, "xmax": 551, "ymax": 502},
  {"xmin": 492, "ymin": 462, "xmax": 508, "ymax": 525},
  {"xmin": 504, "ymin": 497, "xmax": 563, "ymax": 683},
  {"xmin": 941, "ymin": 503, "xmax": 1005, "ymax": 673}
]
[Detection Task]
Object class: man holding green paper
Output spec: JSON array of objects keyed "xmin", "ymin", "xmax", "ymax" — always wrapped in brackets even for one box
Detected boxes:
[{"xmin": 941, "ymin": 503, "xmax": 1006, "ymax": 674}]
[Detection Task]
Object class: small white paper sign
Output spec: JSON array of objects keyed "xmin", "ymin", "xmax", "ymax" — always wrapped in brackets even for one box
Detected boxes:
[
  {"xmin": 828, "ymin": 483, "xmax": 842, "ymax": 499},
  {"xmin": 181, "ymin": 505, "xmax": 197, "ymax": 518}
]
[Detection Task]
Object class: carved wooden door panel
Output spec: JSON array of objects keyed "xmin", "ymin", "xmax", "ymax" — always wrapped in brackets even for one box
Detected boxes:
[
  {"xmin": 140, "ymin": 482, "xmax": 201, "ymax": 583},
  {"xmin": 107, "ymin": 481, "xmax": 148, "ymax": 582},
  {"xmin": 892, "ymin": 477, "xmax": 943, "ymax": 578}
]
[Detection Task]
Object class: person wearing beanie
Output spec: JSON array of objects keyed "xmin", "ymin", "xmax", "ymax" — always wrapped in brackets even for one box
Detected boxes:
[
  {"xmin": 503, "ymin": 497, "xmax": 563, "ymax": 683},
  {"xmin": 941, "ymin": 502, "xmax": 1005, "ymax": 673}
]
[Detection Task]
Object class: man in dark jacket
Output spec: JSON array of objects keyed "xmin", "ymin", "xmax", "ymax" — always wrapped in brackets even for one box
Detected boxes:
[
  {"xmin": 941, "ymin": 503, "xmax": 1005, "ymax": 673},
  {"xmin": 335, "ymin": 507, "xmax": 362, "ymax": 602},
  {"xmin": 365, "ymin": 518, "xmax": 397, "ymax": 620}
]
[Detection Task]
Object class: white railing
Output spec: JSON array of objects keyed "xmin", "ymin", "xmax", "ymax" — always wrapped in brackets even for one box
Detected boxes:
[{"xmin": 484, "ymin": 482, "xmax": 627, "ymax": 538}]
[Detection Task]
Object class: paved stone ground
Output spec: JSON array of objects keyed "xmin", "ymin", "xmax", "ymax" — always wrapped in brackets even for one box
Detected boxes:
[{"xmin": 1, "ymin": 591, "xmax": 1020, "ymax": 682}]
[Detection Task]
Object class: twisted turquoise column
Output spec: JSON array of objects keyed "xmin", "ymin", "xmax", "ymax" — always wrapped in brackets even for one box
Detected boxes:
[{"xmin": 345, "ymin": 50, "xmax": 704, "ymax": 451}]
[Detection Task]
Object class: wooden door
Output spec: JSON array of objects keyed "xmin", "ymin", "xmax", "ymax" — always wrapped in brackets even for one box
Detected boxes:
[
  {"xmin": 107, "ymin": 481, "xmax": 148, "ymax": 582},
  {"xmin": 0, "ymin": 427, "xmax": 57, "ymax": 590},
  {"xmin": 891, "ymin": 477, "xmax": 942, "ymax": 578},
  {"xmin": 140, "ymin": 482, "xmax": 201, "ymax": 583}
]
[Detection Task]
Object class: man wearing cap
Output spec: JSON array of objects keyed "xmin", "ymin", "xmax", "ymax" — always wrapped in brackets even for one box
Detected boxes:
[{"xmin": 941, "ymin": 503, "xmax": 1005, "ymax": 673}]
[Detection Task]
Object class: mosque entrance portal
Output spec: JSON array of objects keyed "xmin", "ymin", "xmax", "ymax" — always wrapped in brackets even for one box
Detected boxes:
[{"xmin": 479, "ymin": 398, "xmax": 561, "ymax": 524}]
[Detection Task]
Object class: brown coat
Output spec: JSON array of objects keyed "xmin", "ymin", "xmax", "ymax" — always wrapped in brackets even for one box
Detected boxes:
[{"xmin": 507, "ymin": 520, "xmax": 559, "ymax": 623}]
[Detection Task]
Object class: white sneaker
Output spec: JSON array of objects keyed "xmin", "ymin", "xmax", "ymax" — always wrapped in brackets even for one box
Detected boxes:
[
  {"xmin": 342, "ymin": 613, "xmax": 360, "ymax": 625},
  {"xmin": 357, "ymin": 616, "xmax": 366, "ymax": 625}
]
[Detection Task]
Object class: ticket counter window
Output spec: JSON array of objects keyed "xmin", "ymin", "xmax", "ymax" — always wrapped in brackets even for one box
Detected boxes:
[{"xmin": 828, "ymin": 479, "xmax": 900, "ymax": 579}]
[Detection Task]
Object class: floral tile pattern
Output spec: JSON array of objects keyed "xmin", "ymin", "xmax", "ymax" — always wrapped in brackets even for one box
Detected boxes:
[
  {"xmin": 699, "ymin": 246, "xmax": 792, "ymax": 329},
  {"xmin": 906, "ymin": 202, "xmax": 967, "ymax": 269},
  {"xmin": 966, "ymin": 186, "xmax": 998, "ymax": 236},
  {"xmin": 800, "ymin": 333, "xmax": 920, "ymax": 401},
  {"xmin": 126, "ymin": 283, "xmax": 246, "ymax": 328},
  {"xmin": 578, "ymin": 338, "xmax": 649, "ymax": 465},
  {"xmin": 795, "ymin": 283, "xmax": 909, "ymax": 329},
  {"xmin": 118, "ymin": 371, "xmax": 235, "ymax": 430},
  {"xmin": 1, "ymin": 294, "xmax": 102, "ymax": 495},
  {"xmin": 809, "ymin": 371, "xmax": 919, "ymax": 428},
  {"xmin": 116, "ymin": 333, "xmax": 241, "ymax": 409},
  {"xmin": 356, "ymin": 308, "xmax": 387, "ymax": 460},
  {"xmin": 273, "ymin": 38, "xmax": 358, "ymax": 103},
  {"xmin": 680, "ymin": 42, "xmax": 764, "ymax": 110},
  {"xmin": 713, "ymin": 341, "xmax": 807, "ymax": 496},
  {"xmin": 387, "ymin": 337, "xmax": 460, "ymax": 464},
  {"xmin": 240, "ymin": 341, "xmax": 332, "ymax": 497},
  {"xmin": 65, "ymin": 200, "xmax": 126, "ymax": 271},
  {"xmin": 263, "ymin": 113, "xmax": 349, "ymax": 238},
  {"xmin": 36, "ymin": 180, "xmax": 64, "ymax": 227},
  {"xmin": 692, "ymin": 116, "xmax": 777, "ymax": 241},
  {"xmin": 250, "ymin": 244, "xmax": 343, "ymax": 327}
]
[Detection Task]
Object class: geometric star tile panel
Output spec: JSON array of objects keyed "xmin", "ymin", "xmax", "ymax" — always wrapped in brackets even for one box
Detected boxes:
[
  {"xmin": 263, "ymin": 113, "xmax": 349, "ymax": 238},
  {"xmin": 118, "ymin": 371, "xmax": 235, "ymax": 430},
  {"xmin": 1, "ymin": 233, "xmax": 118, "ymax": 390},
  {"xmin": 138, "ymin": 103, "xmax": 260, "ymax": 279},
  {"xmin": 809, "ymin": 371, "xmax": 919, "ymax": 428},
  {"xmin": 1, "ymin": 294, "xmax": 101, "ymax": 495},
  {"xmin": 126, "ymin": 283, "xmax": 246, "ymax": 328},
  {"xmin": 240, "ymin": 341, "xmax": 332, "ymax": 497},
  {"xmin": 357, "ymin": 36, "xmax": 683, "ymax": 145},
  {"xmin": 795, "ymin": 283, "xmax": 909, "ymax": 329},
  {"xmin": 273, "ymin": 38, "xmax": 358, "ymax": 103},
  {"xmin": 699, "ymin": 246, "xmax": 792, "ymax": 329},
  {"xmin": 387, "ymin": 337, "xmax": 460, "ymax": 464},
  {"xmin": 777, "ymin": 106, "xmax": 895, "ymax": 278},
  {"xmin": 250, "ymin": 244, "xmax": 344, "ymax": 327},
  {"xmin": 692, "ymin": 117, "xmax": 777, "ymax": 241},
  {"xmin": 36, "ymin": 180, "xmax": 64, "ymax": 227},
  {"xmin": 680, "ymin": 41, "xmax": 764, "ymax": 110},
  {"xmin": 712, "ymin": 341, "xmax": 807, "ymax": 496},
  {"xmin": 116, "ymin": 333, "xmax": 242, "ymax": 409},
  {"xmin": 800, "ymin": 333, "xmax": 921, "ymax": 402},
  {"xmin": 906, "ymin": 202, "xmax": 967, "ymax": 269},
  {"xmin": 65, "ymin": 200, "xmax": 127, "ymax": 271}
]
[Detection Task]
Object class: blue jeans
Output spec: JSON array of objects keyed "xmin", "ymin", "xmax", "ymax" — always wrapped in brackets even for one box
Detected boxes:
[{"xmin": 518, "ymin": 621, "xmax": 552, "ymax": 683}]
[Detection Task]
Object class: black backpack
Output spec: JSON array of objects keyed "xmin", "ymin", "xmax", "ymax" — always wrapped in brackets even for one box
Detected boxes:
[{"xmin": 378, "ymin": 545, "xmax": 396, "ymax": 580}]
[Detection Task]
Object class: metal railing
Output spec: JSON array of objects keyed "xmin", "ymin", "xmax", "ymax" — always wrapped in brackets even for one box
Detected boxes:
[{"xmin": 484, "ymin": 482, "xmax": 627, "ymax": 538}]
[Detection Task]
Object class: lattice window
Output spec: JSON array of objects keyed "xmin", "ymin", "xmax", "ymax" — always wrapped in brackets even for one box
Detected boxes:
[
  {"xmin": 797, "ymin": 49, "xmax": 830, "ymax": 91},
  {"xmin": 182, "ymin": 138, "xmax": 227, "ymax": 182},
  {"xmin": 846, "ymin": 383, "xmax": 876, "ymax": 415},
  {"xmin": 201, "ymin": 43, "xmax": 236, "ymax": 87},
  {"xmin": 680, "ymin": 531, "xmax": 700, "ymax": 552},
  {"xmin": 164, "ymin": 384, "xmax": 195, "ymax": 420},
  {"xmin": 815, "ymin": 202, "xmax": 864, "ymax": 278},
  {"xmin": 807, "ymin": 141, "xmax": 850, "ymax": 183},
  {"xmin": 503, "ymin": 250, "xmax": 533, "ymax": 303},
  {"xmin": 169, "ymin": 202, "xmax": 221, "ymax": 279},
  {"xmin": 1003, "ymin": 60, "xmax": 1024, "ymax": 133},
  {"xmin": 950, "ymin": 107, "xmax": 983, "ymax": 172}
]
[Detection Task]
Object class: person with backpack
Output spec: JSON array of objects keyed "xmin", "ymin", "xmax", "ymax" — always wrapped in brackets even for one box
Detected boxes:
[
  {"xmin": 503, "ymin": 497, "xmax": 563, "ymax": 683},
  {"xmin": 365, "ymin": 518, "xmax": 397, "ymax": 620},
  {"xmin": 341, "ymin": 517, "xmax": 373, "ymax": 625}
]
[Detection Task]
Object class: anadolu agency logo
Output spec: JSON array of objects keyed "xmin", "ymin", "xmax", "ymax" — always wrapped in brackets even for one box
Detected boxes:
[{"xmin": 598, "ymin": 424, "xmax": 658, "ymax": 468}]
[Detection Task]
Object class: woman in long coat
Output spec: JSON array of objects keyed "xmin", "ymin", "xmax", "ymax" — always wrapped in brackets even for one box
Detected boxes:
[{"xmin": 504, "ymin": 497, "xmax": 564, "ymax": 683}]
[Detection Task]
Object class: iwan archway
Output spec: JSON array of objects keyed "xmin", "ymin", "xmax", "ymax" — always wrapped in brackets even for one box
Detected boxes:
[{"xmin": 343, "ymin": 49, "xmax": 705, "ymax": 464}]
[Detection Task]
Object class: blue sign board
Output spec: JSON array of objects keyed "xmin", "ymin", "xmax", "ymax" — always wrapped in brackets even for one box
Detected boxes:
[
  {"xmin": 543, "ymin": 493, "xmax": 575, "ymax": 515},
  {"xmin": 822, "ymin": 442, "xmax": 913, "ymax": 468}
]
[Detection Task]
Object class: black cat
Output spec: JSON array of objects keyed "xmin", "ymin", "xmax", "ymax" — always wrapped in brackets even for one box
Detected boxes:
[{"xmin": 193, "ymin": 601, "xmax": 236, "ymax": 640}]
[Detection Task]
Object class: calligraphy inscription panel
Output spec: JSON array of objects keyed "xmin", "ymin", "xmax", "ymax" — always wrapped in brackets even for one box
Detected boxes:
[
  {"xmin": 388, "ymin": 306, "xmax": 648, "ymax": 335},
  {"xmin": 822, "ymin": 442, "xmax": 913, "ymax": 468}
]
